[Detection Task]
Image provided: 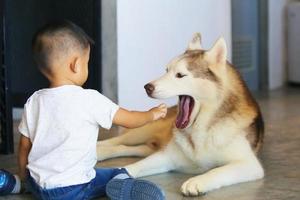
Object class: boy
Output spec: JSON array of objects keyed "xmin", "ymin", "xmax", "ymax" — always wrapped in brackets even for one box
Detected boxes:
[{"xmin": 0, "ymin": 20, "xmax": 167, "ymax": 200}]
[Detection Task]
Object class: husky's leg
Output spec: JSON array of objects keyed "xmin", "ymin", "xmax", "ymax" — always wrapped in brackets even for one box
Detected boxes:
[
  {"xmin": 125, "ymin": 141, "xmax": 193, "ymax": 177},
  {"xmin": 97, "ymin": 144, "xmax": 155, "ymax": 161},
  {"xmin": 181, "ymin": 157, "xmax": 264, "ymax": 196},
  {"xmin": 125, "ymin": 150, "xmax": 175, "ymax": 178},
  {"xmin": 97, "ymin": 133, "xmax": 135, "ymax": 147}
]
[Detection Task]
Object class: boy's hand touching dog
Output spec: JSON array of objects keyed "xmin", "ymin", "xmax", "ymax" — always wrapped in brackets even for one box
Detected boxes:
[
  {"xmin": 150, "ymin": 104, "xmax": 167, "ymax": 120},
  {"xmin": 113, "ymin": 103, "xmax": 168, "ymax": 129}
]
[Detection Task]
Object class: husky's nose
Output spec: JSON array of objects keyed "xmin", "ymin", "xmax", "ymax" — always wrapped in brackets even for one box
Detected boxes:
[{"xmin": 144, "ymin": 83, "xmax": 155, "ymax": 95}]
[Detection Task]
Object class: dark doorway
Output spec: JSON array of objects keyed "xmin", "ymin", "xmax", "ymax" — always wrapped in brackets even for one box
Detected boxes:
[
  {"xmin": 0, "ymin": 0, "xmax": 102, "ymax": 154},
  {"xmin": 5, "ymin": 0, "xmax": 102, "ymax": 106}
]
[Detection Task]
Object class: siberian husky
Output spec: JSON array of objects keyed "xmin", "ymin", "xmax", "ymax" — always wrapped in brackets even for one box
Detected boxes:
[{"xmin": 97, "ymin": 33, "xmax": 264, "ymax": 196}]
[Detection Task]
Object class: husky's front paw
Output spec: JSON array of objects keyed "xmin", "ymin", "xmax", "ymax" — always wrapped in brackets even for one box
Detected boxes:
[{"xmin": 181, "ymin": 177, "xmax": 209, "ymax": 196}]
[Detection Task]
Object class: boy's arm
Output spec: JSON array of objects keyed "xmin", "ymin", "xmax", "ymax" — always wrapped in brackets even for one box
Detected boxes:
[
  {"xmin": 18, "ymin": 135, "xmax": 32, "ymax": 181},
  {"xmin": 113, "ymin": 104, "xmax": 167, "ymax": 129}
]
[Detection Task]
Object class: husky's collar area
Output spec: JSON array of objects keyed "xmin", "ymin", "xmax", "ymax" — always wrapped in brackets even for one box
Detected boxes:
[{"xmin": 176, "ymin": 95, "xmax": 195, "ymax": 129}]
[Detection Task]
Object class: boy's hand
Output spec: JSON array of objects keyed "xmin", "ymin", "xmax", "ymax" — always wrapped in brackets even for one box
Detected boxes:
[
  {"xmin": 150, "ymin": 104, "xmax": 167, "ymax": 120},
  {"xmin": 113, "ymin": 104, "xmax": 168, "ymax": 129}
]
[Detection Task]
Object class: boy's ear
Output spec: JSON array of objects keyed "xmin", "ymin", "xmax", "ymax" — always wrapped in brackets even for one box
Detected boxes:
[{"xmin": 70, "ymin": 57, "xmax": 80, "ymax": 73}]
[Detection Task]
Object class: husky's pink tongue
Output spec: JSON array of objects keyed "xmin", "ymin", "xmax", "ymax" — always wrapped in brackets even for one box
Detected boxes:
[{"xmin": 176, "ymin": 96, "xmax": 191, "ymax": 129}]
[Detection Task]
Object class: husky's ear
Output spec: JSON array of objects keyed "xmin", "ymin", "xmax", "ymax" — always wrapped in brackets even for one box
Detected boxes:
[
  {"xmin": 187, "ymin": 33, "xmax": 202, "ymax": 50},
  {"xmin": 206, "ymin": 37, "xmax": 227, "ymax": 65}
]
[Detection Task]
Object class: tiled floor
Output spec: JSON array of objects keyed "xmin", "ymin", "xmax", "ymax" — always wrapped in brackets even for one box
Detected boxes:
[{"xmin": 1, "ymin": 86, "xmax": 300, "ymax": 200}]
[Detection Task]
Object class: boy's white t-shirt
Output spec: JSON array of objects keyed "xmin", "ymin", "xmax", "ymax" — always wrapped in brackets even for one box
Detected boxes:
[{"xmin": 18, "ymin": 85, "xmax": 119, "ymax": 189}]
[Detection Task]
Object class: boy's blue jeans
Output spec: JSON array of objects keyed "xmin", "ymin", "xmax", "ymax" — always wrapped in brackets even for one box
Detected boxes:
[{"xmin": 26, "ymin": 168, "xmax": 129, "ymax": 200}]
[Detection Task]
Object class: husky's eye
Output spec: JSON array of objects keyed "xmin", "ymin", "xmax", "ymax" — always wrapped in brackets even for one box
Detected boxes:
[{"xmin": 176, "ymin": 73, "xmax": 186, "ymax": 78}]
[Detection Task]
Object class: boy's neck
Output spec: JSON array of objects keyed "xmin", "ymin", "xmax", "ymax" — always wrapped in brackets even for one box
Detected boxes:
[{"xmin": 49, "ymin": 79, "xmax": 79, "ymax": 88}]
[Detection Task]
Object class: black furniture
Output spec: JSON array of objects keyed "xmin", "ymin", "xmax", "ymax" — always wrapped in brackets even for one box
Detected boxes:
[{"xmin": 0, "ymin": 0, "xmax": 13, "ymax": 154}]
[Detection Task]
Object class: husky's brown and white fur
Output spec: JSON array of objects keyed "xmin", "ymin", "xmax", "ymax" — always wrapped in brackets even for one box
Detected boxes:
[{"xmin": 97, "ymin": 33, "xmax": 264, "ymax": 196}]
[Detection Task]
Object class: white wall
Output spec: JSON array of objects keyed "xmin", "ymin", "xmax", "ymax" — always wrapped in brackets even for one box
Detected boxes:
[
  {"xmin": 117, "ymin": 0, "xmax": 232, "ymax": 110},
  {"xmin": 268, "ymin": 0, "xmax": 297, "ymax": 89}
]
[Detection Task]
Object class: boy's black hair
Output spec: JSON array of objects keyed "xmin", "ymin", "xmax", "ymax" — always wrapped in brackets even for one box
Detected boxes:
[{"xmin": 32, "ymin": 20, "xmax": 94, "ymax": 70}]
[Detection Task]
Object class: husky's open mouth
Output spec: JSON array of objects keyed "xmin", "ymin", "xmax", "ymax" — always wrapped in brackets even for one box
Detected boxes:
[{"xmin": 176, "ymin": 95, "xmax": 195, "ymax": 129}]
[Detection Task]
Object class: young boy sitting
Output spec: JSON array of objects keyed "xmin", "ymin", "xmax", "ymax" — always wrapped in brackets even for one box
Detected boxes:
[{"xmin": 0, "ymin": 20, "xmax": 167, "ymax": 200}]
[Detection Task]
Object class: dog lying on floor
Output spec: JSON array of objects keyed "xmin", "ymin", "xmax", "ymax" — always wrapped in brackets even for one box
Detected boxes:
[{"xmin": 97, "ymin": 33, "xmax": 264, "ymax": 196}]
